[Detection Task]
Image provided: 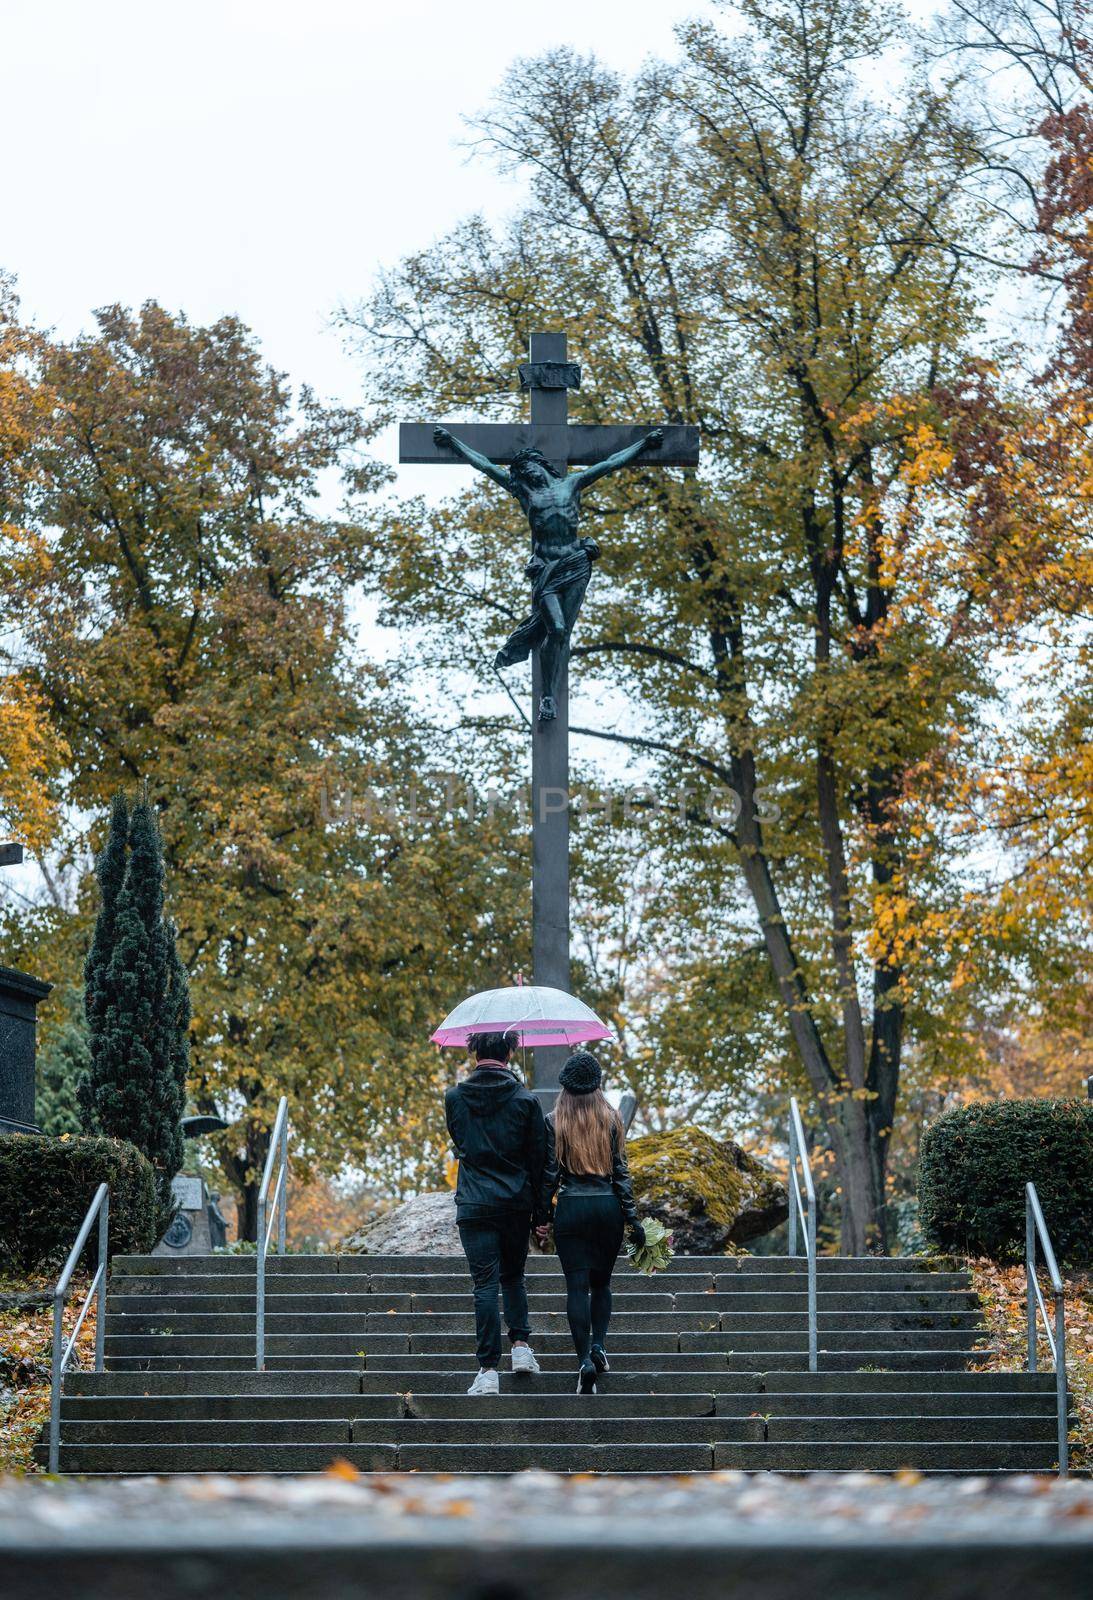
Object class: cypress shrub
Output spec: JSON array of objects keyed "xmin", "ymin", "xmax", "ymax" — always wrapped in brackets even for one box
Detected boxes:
[
  {"xmin": 81, "ymin": 793, "xmax": 190, "ymax": 1227},
  {"xmin": 918, "ymin": 1099, "xmax": 1093, "ymax": 1267},
  {"xmin": 0, "ymin": 1134, "xmax": 156, "ymax": 1275}
]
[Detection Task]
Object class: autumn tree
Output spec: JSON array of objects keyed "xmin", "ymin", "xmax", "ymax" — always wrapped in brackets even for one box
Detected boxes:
[
  {"xmin": 14, "ymin": 302, "xmax": 529, "ymax": 1236},
  {"xmin": 881, "ymin": 0, "xmax": 1093, "ymax": 1093},
  {"xmin": 343, "ymin": 0, "xmax": 1014, "ymax": 1252},
  {"xmin": 0, "ymin": 277, "xmax": 65, "ymax": 855}
]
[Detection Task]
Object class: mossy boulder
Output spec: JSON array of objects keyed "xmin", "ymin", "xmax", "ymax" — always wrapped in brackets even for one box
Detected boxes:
[{"xmin": 627, "ymin": 1125, "xmax": 788, "ymax": 1255}]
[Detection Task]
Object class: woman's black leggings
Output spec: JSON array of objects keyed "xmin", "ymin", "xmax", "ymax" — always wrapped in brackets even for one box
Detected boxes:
[{"xmin": 553, "ymin": 1192, "xmax": 625, "ymax": 1362}]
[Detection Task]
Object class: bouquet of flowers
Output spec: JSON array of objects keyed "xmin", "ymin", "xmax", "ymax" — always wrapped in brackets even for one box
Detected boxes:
[{"xmin": 627, "ymin": 1216, "xmax": 674, "ymax": 1274}]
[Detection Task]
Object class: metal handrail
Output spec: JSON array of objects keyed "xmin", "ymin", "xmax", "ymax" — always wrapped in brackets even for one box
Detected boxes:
[
  {"xmin": 48, "ymin": 1182, "xmax": 109, "ymax": 1473},
  {"xmin": 1025, "ymin": 1182, "xmax": 1068, "ymax": 1477},
  {"xmin": 787, "ymin": 1097, "xmax": 818, "ymax": 1372},
  {"xmin": 255, "ymin": 1096, "xmax": 289, "ymax": 1370}
]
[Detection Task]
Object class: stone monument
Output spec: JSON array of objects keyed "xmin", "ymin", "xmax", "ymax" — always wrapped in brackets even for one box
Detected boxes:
[
  {"xmin": 1, "ymin": 843, "xmax": 52, "ymax": 1135},
  {"xmin": 0, "ymin": 965, "xmax": 51, "ymax": 1135},
  {"xmin": 154, "ymin": 1173, "xmax": 214, "ymax": 1256}
]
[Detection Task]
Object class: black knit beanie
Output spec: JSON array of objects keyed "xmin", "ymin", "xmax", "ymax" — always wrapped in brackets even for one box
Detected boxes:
[{"xmin": 559, "ymin": 1051, "xmax": 602, "ymax": 1095}]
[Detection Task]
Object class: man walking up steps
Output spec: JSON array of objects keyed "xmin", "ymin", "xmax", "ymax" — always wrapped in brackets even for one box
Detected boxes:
[{"xmin": 445, "ymin": 1030, "xmax": 550, "ymax": 1395}]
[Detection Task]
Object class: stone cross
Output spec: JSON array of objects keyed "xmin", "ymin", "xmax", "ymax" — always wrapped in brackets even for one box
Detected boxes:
[{"xmin": 400, "ymin": 332, "xmax": 699, "ymax": 1102}]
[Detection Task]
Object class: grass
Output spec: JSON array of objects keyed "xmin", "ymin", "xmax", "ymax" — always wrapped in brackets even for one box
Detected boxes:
[
  {"xmin": 1, "ymin": 1273, "xmax": 98, "ymax": 1475},
  {"xmin": 967, "ymin": 1258, "xmax": 1092, "ymax": 1470}
]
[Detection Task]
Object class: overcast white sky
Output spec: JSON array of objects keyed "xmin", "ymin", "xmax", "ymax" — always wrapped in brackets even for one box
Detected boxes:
[{"xmin": 6, "ymin": 0, "xmax": 696, "ymax": 426}]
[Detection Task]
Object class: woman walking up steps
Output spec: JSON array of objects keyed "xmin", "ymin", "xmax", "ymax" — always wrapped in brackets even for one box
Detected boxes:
[{"xmin": 537, "ymin": 1052, "xmax": 645, "ymax": 1394}]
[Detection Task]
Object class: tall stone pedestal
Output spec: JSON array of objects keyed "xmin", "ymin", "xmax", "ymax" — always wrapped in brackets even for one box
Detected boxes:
[{"xmin": 0, "ymin": 965, "xmax": 51, "ymax": 1135}]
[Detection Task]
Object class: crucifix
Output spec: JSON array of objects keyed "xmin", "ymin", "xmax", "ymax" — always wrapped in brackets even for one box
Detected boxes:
[{"xmin": 400, "ymin": 331, "xmax": 699, "ymax": 1102}]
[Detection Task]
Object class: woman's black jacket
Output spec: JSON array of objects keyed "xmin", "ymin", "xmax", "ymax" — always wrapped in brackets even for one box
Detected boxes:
[{"xmin": 543, "ymin": 1115, "xmax": 639, "ymax": 1225}]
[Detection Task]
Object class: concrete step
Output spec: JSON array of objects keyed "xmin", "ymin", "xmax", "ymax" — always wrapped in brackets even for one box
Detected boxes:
[
  {"xmin": 103, "ymin": 1349, "xmax": 991, "ymax": 1374},
  {"xmin": 102, "ymin": 1309, "xmax": 987, "ymax": 1340},
  {"xmin": 109, "ymin": 1254, "xmax": 963, "ymax": 1276},
  {"xmin": 103, "ymin": 1288, "xmax": 980, "ymax": 1317},
  {"xmin": 42, "ymin": 1435, "xmax": 1054, "ymax": 1475},
  {"xmin": 54, "ymin": 1412, "xmax": 1056, "ymax": 1448},
  {"xmin": 103, "ymin": 1325, "xmax": 986, "ymax": 1356},
  {"xmin": 71, "ymin": 1365, "xmax": 1055, "ymax": 1396},
  {"xmin": 58, "ymin": 1386, "xmax": 1059, "ymax": 1427},
  {"xmin": 106, "ymin": 1270, "xmax": 974, "ymax": 1298}
]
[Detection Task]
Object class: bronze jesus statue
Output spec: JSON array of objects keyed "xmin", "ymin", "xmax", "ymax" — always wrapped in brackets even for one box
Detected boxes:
[{"xmin": 432, "ymin": 426, "xmax": 665, "ymax": 721}]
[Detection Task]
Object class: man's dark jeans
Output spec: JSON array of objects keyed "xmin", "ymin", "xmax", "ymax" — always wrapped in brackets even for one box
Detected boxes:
[{"xmin": 457, "ymin": 1210, "xmax": 532, "ymax": 1370}]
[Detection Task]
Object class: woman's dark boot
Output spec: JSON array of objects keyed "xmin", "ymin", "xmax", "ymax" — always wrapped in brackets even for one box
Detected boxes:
[
  {"xmin": 577, "ymin": 1359, "xmax": 597, "ymax": 1394},
  {"xmin": 589, "ymin": 1344, "xmax": 609, "ymax": 1374}
]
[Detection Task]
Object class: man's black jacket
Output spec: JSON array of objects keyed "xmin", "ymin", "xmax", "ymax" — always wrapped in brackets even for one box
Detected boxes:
[{"xmin": 444, "ymin": 1066, "xmax": 549, "ymax": 1224}]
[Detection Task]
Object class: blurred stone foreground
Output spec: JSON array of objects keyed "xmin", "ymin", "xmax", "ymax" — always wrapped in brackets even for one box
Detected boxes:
[
  {"xmin": 344, "ymin": 1125, "xmax": 788, "ymax": 1256},
  {"xmin": 1, "ymin": 1471, "xmax": 1090, "ymax": 1600}
]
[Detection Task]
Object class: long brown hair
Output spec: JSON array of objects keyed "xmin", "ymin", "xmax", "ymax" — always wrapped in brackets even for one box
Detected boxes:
[{"xmin": 553, "ymin": 1088, "xmax": 623, "ymax": 1176}]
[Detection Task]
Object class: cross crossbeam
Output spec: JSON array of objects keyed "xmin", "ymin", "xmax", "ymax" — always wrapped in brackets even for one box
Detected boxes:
[{"xmin": 399, "ymin": 421, "xmax": 699, "ymax": 468}]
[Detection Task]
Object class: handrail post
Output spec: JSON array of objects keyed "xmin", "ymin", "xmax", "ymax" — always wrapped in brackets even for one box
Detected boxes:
[
  {"xmin": 789, "ymin": 1097, "xmax": 818, "ymax": 1374},
  {"xmin": 1055, "ymin": 1286, "xmax": 1068, "ymax": 1477},
  {"xmin": 49, "ymin": 1182, "xmax": 109, "ymax": 1473},
  {"xmin": 94, "ymin": 1190, "xmax": 108, "ymax": 1374},
  {"xmin": 807, "ymin": 1186, "xmax": 817, "ymax": 1374},
  {"xmin": 788, "ymin": 1112, "xmax": 798, "ymax": 1257},
  {"xmin": 48, "ymin": 1288, "xmax": 64, "ymax": 1473},
  {"xmin": 277, "ymin": 1113, "xmax": 288, "ymax": 1256},
  {"xmin": 1026, "ymin": 1188, "xmax": 1037, "ymax": 1374},
  {"xmin": 256, "ymin": 1190, "xmax": 267, "ymax": 1372},
  {"xmin": 1025, "ymin": 1181, "xmax": 1068, "ymax": 1477},
  {"xmin": 255, "ymin": 1095, "xmax": 289, "ymax": 1371}
]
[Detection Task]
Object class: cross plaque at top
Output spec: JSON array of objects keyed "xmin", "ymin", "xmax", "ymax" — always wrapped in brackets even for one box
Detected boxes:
[{"xmin": 399, "ymin": 333, "xmax": 699, "ymax": 476}]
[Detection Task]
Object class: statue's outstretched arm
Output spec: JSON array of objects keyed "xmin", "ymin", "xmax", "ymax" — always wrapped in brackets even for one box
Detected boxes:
[
  {"xmin": 571, "ymin": 428, "xmax": 665, "ymax": 490},
  {"xmin": 433, "ymin": 427, "xmax": 512, "ymax": 491}
]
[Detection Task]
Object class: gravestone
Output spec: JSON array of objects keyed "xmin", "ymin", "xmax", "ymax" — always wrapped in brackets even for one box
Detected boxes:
[
  {"xmin": 0, "ymin": 965, "xmax": 51, "ymax": 1135},
  {"xmin": 154, "ymin": 1173, "xmax": 213, "ymax": 1256},
  {"xmin": 154, "ymin": 1173, "xmax": 230, "ymax": 1256}
]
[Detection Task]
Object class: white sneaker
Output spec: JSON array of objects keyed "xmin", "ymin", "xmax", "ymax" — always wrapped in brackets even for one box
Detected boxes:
[
  {"xmin": 510, "ymin": 1342, "xmax": 541, "ymax": 1375},
  {"xmin": 467, "ymin": 1368, "xmax": 500, "ymax": 1396}
]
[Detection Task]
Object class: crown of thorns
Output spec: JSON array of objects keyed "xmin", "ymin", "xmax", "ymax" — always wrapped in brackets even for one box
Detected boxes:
[{"xmin": 509, "ymin": 447, "xmax": 563, "ymax": 482}]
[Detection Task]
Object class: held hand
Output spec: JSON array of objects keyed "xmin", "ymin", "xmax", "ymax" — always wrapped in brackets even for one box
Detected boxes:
[
  {"xmin": 629, "ymin": 1221, "xmax": 647, "ymax": 1249},
  {"xmin": 534, "ymin": 1224, "xmax": 551, "ymax": 1246},
  {"xmin": 433, "ymin": 426, "xmax": 454, "ymax": 448},
  {"xmin": 643, "ymin": 428, "xmax": 665, "ymax": 451}
]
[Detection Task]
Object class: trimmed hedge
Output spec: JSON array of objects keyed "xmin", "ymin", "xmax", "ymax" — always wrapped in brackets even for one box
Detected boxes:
[
  {"xmin": 918, "ymin": 1099, "xmax": 1093, "ymax": 1267},
  {"xmin": 0, "ymin": 1133, "xmax": 157, "ymax": 1276}
]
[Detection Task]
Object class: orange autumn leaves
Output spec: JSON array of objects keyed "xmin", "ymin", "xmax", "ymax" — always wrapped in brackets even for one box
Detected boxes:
[{"xmin": 0, "ymin": 282, "xmax": 65, "ymax": 856}]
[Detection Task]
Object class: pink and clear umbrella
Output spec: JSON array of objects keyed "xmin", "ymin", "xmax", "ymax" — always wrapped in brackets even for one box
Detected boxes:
[{"xmin": 431, "ymin": 984, "xmax": 614, "ymax": 1049}]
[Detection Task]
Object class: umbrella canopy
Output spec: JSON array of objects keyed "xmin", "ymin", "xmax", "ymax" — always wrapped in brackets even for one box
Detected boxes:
[{"xmin": 431, "ymin": 984, "xmax": 614, "ymax": 1049}]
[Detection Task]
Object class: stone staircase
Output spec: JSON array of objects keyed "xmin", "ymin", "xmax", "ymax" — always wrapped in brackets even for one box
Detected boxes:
[{"xmin": 45, "ymin": 1251, "xmax": 1065, "ymax": 1473}]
